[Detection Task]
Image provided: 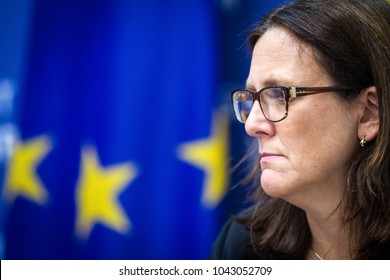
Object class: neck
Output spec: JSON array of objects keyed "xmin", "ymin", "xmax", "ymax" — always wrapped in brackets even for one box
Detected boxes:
[
  {"xmin": 310, "ymin": 246, "xmax": 329, "ymax": 260},
  {"xmin": 306, "ymin": 209, "xmax": 352, "ymax": 260}
]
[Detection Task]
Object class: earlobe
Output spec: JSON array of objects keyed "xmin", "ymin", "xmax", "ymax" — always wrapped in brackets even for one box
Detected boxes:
[{"xmin": 358, "ymin": 86, "xmax": 379, "ymax": 143}]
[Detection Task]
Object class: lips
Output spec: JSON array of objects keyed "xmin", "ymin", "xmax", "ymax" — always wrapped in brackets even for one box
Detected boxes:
[
  {"xmin": 260, "ymin": 152, "xmax": 282, "ymax": 158},
  {"xmin": 260, "ymin": 152, "xmax": 283, "ymax": 165}
]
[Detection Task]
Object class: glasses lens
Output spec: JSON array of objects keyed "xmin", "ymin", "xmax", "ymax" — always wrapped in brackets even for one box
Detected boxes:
[
  {"xmin": 232, "ymin": 90, "xmax": 253, "ymax": 123},
  {"xmin": 260, "ymin": 88, "xmax": 287, "ymax": 122}
]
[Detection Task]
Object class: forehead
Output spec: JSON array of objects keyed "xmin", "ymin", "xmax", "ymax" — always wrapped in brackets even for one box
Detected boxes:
[{"xmin": 247, "ymin": 27, "xmax": 332, "ymax": 89}]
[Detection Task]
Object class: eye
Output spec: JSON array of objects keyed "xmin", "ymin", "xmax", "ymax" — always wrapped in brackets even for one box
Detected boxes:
[{"xmin": 264, "ymin": 88, "xmax": 285, "ymax": 102}]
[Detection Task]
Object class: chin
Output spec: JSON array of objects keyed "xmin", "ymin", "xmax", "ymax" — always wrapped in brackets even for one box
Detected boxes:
[
  {"xmin": 260, "ymin": 170, "xmax": 291, "ymax": 198},
  {"xmin": 261, "ymin": 184, "xmax": 285, "ymax": 198}
]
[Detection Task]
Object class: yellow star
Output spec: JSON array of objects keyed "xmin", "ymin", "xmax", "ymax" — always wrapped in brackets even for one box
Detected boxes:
[
  {"xmin": 75, "ymin": 146, "xmax": 138, "ymax": 239},
  {"xmin": 178, "ymin": 108, "xmax": 230, "ymax": 208},
  {"xmin": 4, "ymin": 136, "xmax": 52, "ymax": 205}
]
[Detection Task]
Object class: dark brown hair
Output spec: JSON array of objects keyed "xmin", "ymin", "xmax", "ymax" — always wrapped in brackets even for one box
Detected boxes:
[{"xmin": 239, "ymin": 0, "xmax": 390, "ymax": 259}]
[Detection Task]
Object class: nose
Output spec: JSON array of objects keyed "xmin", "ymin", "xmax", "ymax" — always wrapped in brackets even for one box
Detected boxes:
[{"xmin": 245, "ymin": 101, "xmax": 275, "ymax": 138}]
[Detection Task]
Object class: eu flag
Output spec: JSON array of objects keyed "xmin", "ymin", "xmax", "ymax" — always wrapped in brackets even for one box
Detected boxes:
[
  {"xmin": 0, "ymin": 0, "xmax": 286, "ymax": 259},
  {"xmin": 1, "ymin": 0, "xmax": 230, "ymax": 259}
]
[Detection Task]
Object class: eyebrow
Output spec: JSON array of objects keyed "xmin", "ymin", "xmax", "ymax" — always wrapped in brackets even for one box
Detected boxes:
[{"xmin": 246, "ymin": 78, "xmax": 294, "ymax": 90}]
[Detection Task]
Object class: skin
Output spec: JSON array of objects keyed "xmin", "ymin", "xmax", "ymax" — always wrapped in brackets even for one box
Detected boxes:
[{"xmin": 244, "ymin": 26, "xmax": 379, "ymax": 259}]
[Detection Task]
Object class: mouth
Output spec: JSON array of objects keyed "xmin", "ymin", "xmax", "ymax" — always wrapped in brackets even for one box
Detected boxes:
[
  {"xmin": 260, "ymin": 152, "xmax": 283, "ymax": 164},
  {"xmin": 261, "ymin": 152, "xmax": 282, "ymax": 158}
]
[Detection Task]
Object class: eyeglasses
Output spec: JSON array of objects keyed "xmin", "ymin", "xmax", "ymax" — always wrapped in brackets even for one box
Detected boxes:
[{"xmin": 231, "ymin": 86, "xmax": 361, "ymax": 123}]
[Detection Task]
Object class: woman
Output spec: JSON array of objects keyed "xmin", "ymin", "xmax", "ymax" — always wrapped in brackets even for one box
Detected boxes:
[{"xmin": 210, "ymin": 0, "xmax": 390, "ymax": 259}]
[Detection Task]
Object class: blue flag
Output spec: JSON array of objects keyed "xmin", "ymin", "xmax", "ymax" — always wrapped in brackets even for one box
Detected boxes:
[
  {"xmin": 1, "ymin": 0, "xmax": 286, "ymax": 259},
  {"xmin": 1, "ymin": 0, "xmax": 230, "ymax": 259}
]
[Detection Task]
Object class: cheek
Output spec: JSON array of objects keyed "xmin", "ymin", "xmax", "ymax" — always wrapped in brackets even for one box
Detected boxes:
[
  {"xmin": 278, "ymin": 120, "xmax": 320, "ymax": 160},
  {"xmin": 281, "ymin": 100, "xmax": 357, "ymax": 170}
]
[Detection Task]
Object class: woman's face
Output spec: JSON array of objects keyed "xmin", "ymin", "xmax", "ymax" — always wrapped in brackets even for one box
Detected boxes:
[{"xmin": 245, "ymin": 27, "xmax": 361, "ymax": 209}]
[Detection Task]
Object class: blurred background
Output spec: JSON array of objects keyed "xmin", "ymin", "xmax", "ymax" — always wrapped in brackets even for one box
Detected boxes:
[{"xmin": 0, "ymin": 0, "xmax": 284, "ymax": 259}]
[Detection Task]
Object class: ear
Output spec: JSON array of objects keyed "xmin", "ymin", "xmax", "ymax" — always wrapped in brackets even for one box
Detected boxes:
[{"xmin": 358, "ymin": 86, "xmax": 379, "ymax": 142}]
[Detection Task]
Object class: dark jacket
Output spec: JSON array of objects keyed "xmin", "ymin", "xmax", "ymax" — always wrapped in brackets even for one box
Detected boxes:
[{"xmin": 208, "ymin": 219, "xmax": 251, "ymax": 259}]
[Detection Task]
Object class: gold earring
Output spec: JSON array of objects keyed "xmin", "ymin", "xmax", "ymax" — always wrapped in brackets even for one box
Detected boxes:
[{"xmin": 360, "ymin": 132, "xmax": 367, "ymax": 148}]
